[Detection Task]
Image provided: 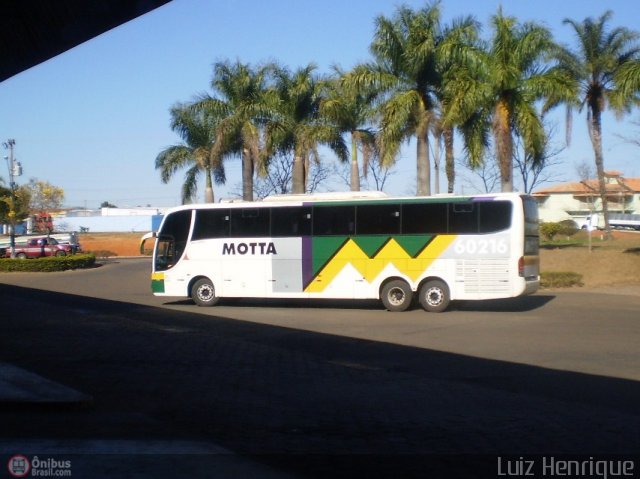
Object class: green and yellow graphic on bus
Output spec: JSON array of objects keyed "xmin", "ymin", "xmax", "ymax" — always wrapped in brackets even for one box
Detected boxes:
[{"xmin": 304, "ymin": 235, "xmax": 456, "ymax": 292}]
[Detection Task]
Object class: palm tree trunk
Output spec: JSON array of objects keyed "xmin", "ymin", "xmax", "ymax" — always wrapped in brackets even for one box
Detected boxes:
[
  {"xmin": 444, "ymin": 127, "xmax": 455, "ymax": 193},
  {"xmin": 589, "ymin": 107, "xmax": 612, "ymax": 239},
  {"xmin": 292, "ymin": 153, "xmax": 305, "ymax": 194},
  {"xmin": 433, "ymin": 132, "xmax": 441, "ymax": 195},
  {"xmin": 494, "ymin": 100, "xmax": 513, "ymax": 192},
  {"xmin": 416, "ymin": 122, "xmax": 431, "ymax": 196},
  {"xmin": 350, "ymin": 134, "xmax": 360, "ymax": 191},
  {"xmin": 204, "ymin": 168, "xmax": 214, "ymax": 203},
  {"xmin": 242, "ymin": 148, "xmax": 254, "ymax": 201}
]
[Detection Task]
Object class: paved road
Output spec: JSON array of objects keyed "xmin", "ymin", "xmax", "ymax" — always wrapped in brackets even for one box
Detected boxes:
[{"xmin": 1, "ymin": 259, "xmax": 640, "ymax": 477}]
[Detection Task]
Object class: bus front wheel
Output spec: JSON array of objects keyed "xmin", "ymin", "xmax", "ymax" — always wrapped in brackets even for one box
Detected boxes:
[
  {"xmin": 381, "ymin": 280, "xmax": 413, "ymax": 312},
  {"xmin": 418, "ymin": 280, "xmax": 450, "ymax": 313},
  {"xmin": 191, "ymin": 278, "xmax": 220, "ymax": 307}
]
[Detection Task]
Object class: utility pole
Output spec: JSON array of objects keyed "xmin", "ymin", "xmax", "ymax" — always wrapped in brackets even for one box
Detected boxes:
[{"xmin": 3, "ymin": 139, "xmax": 22, "ymax": 258}]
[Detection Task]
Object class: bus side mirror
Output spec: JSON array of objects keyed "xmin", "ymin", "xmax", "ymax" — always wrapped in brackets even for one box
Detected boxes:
[{"xmin": 140, "ymin": 232, "xmax": 157, "ymax": 255}]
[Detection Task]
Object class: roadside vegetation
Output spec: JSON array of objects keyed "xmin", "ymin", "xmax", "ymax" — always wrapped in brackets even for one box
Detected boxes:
[
  {"xmin": 0, "ymin": 254, "xmax": 96, "ymax": 272},
  {"xmin": 540, "ymin": 271, "xmax": 584, "ymax": 288}
]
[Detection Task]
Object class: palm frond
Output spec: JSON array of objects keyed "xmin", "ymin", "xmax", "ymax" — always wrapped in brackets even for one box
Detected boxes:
[
  {"xmin": 181, "ymin": 165, "xmax": 201, "ymax": 204},
  {"xmin": 155, "ymin": 145, "xmax": 193, "ymax": 184}
]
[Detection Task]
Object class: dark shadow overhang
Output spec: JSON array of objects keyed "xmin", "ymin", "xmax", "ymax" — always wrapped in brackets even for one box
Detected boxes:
[{"xmin": 1, "ymin": 0, "xmax": 172, "ymax": 83}]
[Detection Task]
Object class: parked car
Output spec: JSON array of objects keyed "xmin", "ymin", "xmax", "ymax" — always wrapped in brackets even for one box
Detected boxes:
[
  {"xmin": 3, "ymin": 237, "xmax": 73, "ymax": 258},
  {"xmin": 0, "ymin": 232, "xmax": 81, "ymax": 254},
  {"xmin": 48, "ymin": 232, "xmax": 82, "ymax": 253}
]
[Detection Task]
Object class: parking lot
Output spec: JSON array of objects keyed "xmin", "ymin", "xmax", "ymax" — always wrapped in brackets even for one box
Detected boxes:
[{"xmin": 1, "ymin": 259, "xmax": 640, "ymax": 477}]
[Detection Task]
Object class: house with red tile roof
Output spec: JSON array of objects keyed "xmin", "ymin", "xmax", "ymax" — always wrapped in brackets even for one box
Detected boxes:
[{"xmin": 532, "ymin": 171, "xmax": 640, "ymax": 225}]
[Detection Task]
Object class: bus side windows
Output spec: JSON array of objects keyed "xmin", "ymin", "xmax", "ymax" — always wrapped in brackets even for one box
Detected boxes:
[
  {"xmin": 231, "ymin": 208, "xmax": 270, "ymax": 237},
  {"xmin": 271, "ymin": 207, "xmax": 311, "ymax": 237},
  {"xmin": 449, "ymin": 203, "xmax": 478, "ymax": 234},
  {"xmin": 357, "ymin": 204, "xmax": 400, "ymax": 235},
  {"xmin": 401, "ymin": 203, "xmax": 447, "ymax": 234},
  {"xmin": 192, "ymin": 209, "xmax": 230, "ymax": 240},
  {"xmin": 313, "ymin": 206, "xmax": 355, "ymax": 236},
  {"xmin": 187, "ymin": 200, "xmax": 513, "ymax": 242},
  {"xmin": 479, "ymin": 202, "xmax": 512, "ymax": 233}
]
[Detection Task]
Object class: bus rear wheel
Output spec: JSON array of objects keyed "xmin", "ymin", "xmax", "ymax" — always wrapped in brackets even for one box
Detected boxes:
[
  {"xmin": 191, "ymin": 278, "xmax": 220, "ymax": 307},
  {"xmin": 418, "ymin": 280, "xmax": 450, "ymax": 313},
  {"xmin": 381, "ymin": 280, "xmax": 413, "ymax": 312}
]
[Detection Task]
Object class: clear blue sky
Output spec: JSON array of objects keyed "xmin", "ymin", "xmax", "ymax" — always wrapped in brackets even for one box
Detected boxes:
[{"xmin": 1, "ymin": 0, "xmax": 639, "ymax": 208}]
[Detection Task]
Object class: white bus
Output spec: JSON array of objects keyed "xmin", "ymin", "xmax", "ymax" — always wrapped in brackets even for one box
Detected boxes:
[{"xmin": 140, "ymin": 192, "xmax": 539, "ymax": 312}]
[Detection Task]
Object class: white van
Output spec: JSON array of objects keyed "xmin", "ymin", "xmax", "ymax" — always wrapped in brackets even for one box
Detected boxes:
[{"xmin": 578, "ymin": 214, "xmax": 602, "ymax": 231}]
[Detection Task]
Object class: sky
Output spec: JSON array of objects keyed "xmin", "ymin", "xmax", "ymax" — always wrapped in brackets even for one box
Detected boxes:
[{"xmin": 1, "ymin": 0, "xmax": 639, "ymax": 208}]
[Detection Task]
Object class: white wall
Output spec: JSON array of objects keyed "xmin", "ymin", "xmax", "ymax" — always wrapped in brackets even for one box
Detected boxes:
[
  {"xmin": 100, "ymin": 207, "xmax": 166, "ymax": 216},
  {"xmin": 55, "ymin": 215, "xmax": 156, "ymax": 233}
]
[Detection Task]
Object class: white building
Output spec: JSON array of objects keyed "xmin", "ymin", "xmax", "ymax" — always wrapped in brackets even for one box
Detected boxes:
[{"xmin": 533, "ymin": 171, "xmax": 640, "ymax": 225}]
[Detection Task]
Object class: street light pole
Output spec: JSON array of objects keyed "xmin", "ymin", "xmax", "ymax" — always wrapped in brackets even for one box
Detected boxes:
[{"xmin": 3, "ymin": 139, "xmax": 18, "ymax": 258}]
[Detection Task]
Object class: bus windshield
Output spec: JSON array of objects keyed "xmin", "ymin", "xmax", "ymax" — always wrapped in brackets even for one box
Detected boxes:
[{"xmin": 155, "ymin": 209, "xmax": 192, "ymax": 271}]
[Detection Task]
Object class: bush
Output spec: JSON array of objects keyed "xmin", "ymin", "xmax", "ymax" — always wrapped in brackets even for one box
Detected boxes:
[
  {"xmin": 557, "ymin": 220, "xmax": 579, "ymax": 237},
  {"xmin": 0, "ymin": 254, "xmax": 96, "ymax": 272},
  {"xmin": 540, "ymin": 222, "xmax": 562, "ymax": 241},
  {"xmin": 540, "ymin": 271, "xmax": 584, "ymax": 288}
]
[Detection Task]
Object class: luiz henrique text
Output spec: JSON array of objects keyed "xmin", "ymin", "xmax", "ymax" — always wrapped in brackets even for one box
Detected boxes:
[{"xmin": 497, "ymin": 456, "xmax": 636, "ymax": 478}]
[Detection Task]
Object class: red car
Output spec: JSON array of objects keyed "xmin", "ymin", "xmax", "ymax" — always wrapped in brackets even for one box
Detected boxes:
[{"xmin": 4, "ymin": 237, "xmax": 73, "ymax": 258}]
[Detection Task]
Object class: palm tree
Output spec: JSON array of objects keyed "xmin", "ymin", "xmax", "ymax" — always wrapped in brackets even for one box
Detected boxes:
[
  {"xmin": 267, "ymin": 64, "xmax": 348, "ymax": 194},
  {"xmin": 435, "ymin": 15, "xmax": 484, "ymax": 193},
  {"xmin": 560, "ymin": 11, "xmax": 640, "ymax": 238},
  {"xmin": 475, "ymin": 9, "xmax": 576, "ymax": 192},
  {"xmin": 344, "ymin": 3, "xmax": 445, "ymax": 196},
  {"xmin": 190, "ymin": 60, "xmax": 274, "ymax": 201},
  {"xmin": 321, "ymin": 68, "xmax": 377, "ymax": 191},
  {"xmin": 155, "ymin": 105, "xmax": 225, "ymax": 204}
]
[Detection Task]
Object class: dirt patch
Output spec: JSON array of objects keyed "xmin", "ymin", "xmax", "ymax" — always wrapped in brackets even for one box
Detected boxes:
[
  {"xmin": 541, "ymin": 247, "xmax": 640, "ymax": 288},
  {"xmin": 79, "ymin": 232, "xmax": 146, "ymax": 257},
  {"xmin": 540, "ymin": 230, "xmax": 640, "ymax": 288}
]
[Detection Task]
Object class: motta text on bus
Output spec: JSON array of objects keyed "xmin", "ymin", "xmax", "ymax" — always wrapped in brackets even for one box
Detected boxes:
[{"xmin": 222, "ymin": 242, "xmax": 277, "ymax": 255}]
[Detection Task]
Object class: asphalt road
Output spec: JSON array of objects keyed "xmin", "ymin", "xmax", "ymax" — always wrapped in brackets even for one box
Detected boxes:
[{"xmin": 1, "ymin": 259, "xmax": 640, "ymax": 477}]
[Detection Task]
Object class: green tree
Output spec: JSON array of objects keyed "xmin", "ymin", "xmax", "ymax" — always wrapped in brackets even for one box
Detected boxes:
[
  {"xmin": 267, "ymin": 64, "xmax": 347, "ymax": 194},
  {"xmin": 321, "ymin": 68, "xmax": 377, "ymax": 191},
  {"xmin": 434, "ymin": 15, "xmax": 484, "ymax": 193},
  {"xmin": 156, "ymin": 105, "xmax": 225, "ymax": 204},
  {"xmin": 477, "ymin": 9, "xmax": 575, "ymax": 192},
  {"xmin": 344, "ymin": 3, "xmax": 445, "ymax": 196},
  {"xmin": 24, "ymin": 179, "xmax": 65, "ymax": 212},
  {"xmin": 559, "ymin": 11, "xmax": 640, "ymax": 238},
  {"xmin": 0, "ymin": 184, "xmax": 30, "ymax": 225},
  {"xmin": 190, "ymin": 60, "xmax": 274, "ymax": 201}
]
